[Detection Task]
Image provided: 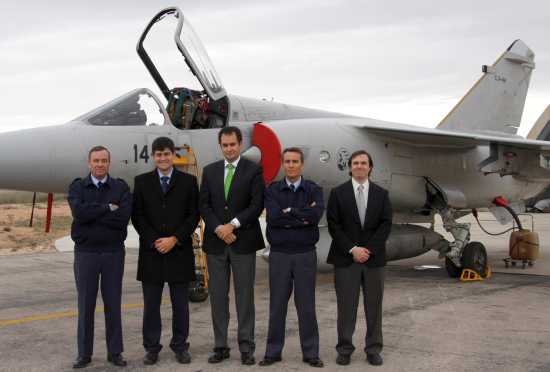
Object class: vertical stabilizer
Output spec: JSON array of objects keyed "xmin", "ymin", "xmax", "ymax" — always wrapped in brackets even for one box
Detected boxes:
[
  {"xmin": 438, "ymin": 40, "xmax": 535, "ymax": 135},
  {"xmin": 527, "ymin": 105, "xmax": 550, "ymax": 140}
]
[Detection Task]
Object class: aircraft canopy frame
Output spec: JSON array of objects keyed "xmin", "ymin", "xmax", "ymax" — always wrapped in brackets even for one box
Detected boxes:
[{"xmin": 137, "ymin": 7, "xmax": 227, "ymax": 102}]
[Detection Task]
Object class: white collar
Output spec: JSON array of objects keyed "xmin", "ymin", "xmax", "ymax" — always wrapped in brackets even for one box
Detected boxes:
[
  {"xmin": 351, "ymin": 177, "xmax": 369, "ymax": 192},
  {"xmin": 285, "ymin": 176, "xmax": 302, "ymax": 190},
  {"xmin": 224, "ymin": 156, "xmax": 241, "ymax": 169},
  {"xmin": 157, "ymin": 167, "xmax": 174, "ymax": 179},
  {"xmin": 91, "ymin": 174, "xmax": 108, "ymax": 187}
]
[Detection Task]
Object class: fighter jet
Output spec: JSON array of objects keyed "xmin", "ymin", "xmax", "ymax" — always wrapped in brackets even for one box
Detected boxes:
[{"xmin": 1, "ymin": 7, "xmax": 549, "ymax": 277}]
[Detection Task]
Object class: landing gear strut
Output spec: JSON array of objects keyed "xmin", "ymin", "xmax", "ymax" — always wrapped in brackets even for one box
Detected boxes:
[{"xmin": 426, "ymin": 179, "xmax": 489, "ymax": 279}]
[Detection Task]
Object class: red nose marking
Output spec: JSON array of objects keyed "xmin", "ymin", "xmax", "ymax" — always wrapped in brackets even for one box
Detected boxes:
[
  {"xmin": 252, "ymin": 122, "xmax": 282, "ymax": 184},
  {"xmin": 493, "ymin": 196, "xmax": 508, "ymax": 207}
]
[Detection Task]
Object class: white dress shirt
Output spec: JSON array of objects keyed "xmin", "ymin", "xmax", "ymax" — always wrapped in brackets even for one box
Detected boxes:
[
  {"xmin": 285, "ymin": 176, "xmax": 302, "ymax": 190},
  {"xmin": 157, "ymin": 167, "xmax": 174, "ymax": 185},
  {"xmin": 90, "ymin": 174, "xmax": 108, "ymax": 188}
]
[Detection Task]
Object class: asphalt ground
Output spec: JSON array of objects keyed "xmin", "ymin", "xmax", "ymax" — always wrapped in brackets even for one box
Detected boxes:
[{"xmin": 1, "ymin": 212, "xmax": 550, "ymax": 372}]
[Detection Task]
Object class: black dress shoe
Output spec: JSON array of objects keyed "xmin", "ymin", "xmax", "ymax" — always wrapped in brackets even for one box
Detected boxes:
[
  {"xmin": 336, "ymin": 354, "xmax": 350, "ymax": 366},
  {"xmin": 259, "ymin": 356, "xmax": 282, "ymax": 366},
  {"xmin": 241, "ymin": 352, "xmax": 256, "ymax": 365},
  {"xmin": 208, "ymin": 348, "xmax": 230, "ymax": 363},
  {"xmin": 143, "ymin": 352, "xmax": 158, "ymax": 365},
  {"xmin": 367, "ymin": 353, "xmax": 383, "ymax": 366},
  {"xmin": 175, "ymin": 350, "xmax": 191, "ymax": 364},
  {"xmin": 107, "ymin": 354, "xmax": 127, "ymax": 367},
  {"xmin": 72, "ymin": 356, "xmax": 91, "ymax": 369},
  {"xmin": 303, "ymin": 357, "xmax": 324, "ymax": 368}
]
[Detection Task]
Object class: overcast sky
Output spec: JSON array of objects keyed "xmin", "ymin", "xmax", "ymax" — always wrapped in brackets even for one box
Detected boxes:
[{"xmin": 0, "ymin": 0, "xmax": 549, "ymax": 136}]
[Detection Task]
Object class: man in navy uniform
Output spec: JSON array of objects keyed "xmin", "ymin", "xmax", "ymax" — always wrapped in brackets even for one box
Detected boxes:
[
  {"xmin": 259, "ymin": 147, "xmax": 325, "ymax": 368},
  {"xmin": 132, "ymin": 137, "xmax": 200, "ymax": 366},
  {"xmin": 327, "ymin": 150, "xmax": 392, "ymax": 366},
  {"xmin": 68, "ymin": 145, "xmax": 132, "ymax": 369}
]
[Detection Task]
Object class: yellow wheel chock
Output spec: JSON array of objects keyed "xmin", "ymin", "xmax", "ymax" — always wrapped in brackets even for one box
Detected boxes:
[{"xmin": 460, "ymin": 266, "xmax": 492, "ymax": 282}]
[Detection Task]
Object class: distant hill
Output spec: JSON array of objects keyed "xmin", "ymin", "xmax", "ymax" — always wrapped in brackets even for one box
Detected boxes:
[{"xmin": 0, "ymin": 190, "xmax": 66, "ymax": 204}]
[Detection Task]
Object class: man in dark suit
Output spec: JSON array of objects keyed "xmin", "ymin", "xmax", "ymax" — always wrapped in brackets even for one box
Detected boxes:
[
  {"xmin": 132, "ymin": 137, "xmax": 200, "ymax": 366},
  {"xmin": 259, "ymin": 147, "xmax": 325, "ymax": 368},
  {"xmin": 68, "ymin": 145, "xmax": 131, "ymax": 369},
  {"xmin": 199, "ymin": 126, "xmax": 265, "ymax": 365},
  {"xmin": 326, "ymin": 150, "xmax": 392, "ymax": 366}
]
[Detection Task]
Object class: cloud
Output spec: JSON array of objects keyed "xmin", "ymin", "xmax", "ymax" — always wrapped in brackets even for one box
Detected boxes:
[{"xmin": 0, "ymin": 0, "xmax": 549, "ymax": 135}]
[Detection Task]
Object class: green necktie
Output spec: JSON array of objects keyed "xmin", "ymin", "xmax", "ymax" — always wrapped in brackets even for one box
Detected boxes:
[{"xmin": 224, "ymin": 163, "xmax": 235, "ymax": 200}]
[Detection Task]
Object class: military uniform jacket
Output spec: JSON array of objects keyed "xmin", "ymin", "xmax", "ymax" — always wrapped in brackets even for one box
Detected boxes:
[{"xmin": 132, "ymin": 169, "xmax": 200, "ymax": 283}]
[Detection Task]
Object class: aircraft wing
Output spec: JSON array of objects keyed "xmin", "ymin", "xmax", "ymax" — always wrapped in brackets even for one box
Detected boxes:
[
  {"xmin": 346, "ymin": 118, "xmax": 550, "ymax": 151},
  {"xmin": 342, "ymin": 118, "xmax": 550, "ymax": 183}
]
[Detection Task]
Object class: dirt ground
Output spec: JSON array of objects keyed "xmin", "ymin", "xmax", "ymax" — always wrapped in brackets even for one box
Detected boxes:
[{"xmin": 0, "ymin": 201, "xmax": 72, "ymax": 255}]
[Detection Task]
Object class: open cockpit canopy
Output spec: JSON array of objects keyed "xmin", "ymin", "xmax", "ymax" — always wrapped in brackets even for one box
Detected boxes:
[{"xmin": 137, "ymin": 7, "xmax": 228, "ymax": 130}]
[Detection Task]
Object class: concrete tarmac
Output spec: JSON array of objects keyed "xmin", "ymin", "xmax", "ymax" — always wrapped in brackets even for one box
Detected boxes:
[{"xmin": 1, "ymin": 213, "xmax": 550, "ymax": 372}]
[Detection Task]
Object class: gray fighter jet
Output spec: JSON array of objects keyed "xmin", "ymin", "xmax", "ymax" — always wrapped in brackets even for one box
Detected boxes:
[{"xmin": 1, "ymin": 7, "xmax": 549, "ymax": 277}]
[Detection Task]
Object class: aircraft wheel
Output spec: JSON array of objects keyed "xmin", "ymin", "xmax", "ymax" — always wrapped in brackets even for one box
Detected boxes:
[
  {"xmin": 445, "ymin": 257, "xmax": 462, "ymax": 278},
  {"xmin": 188, "ymin": 274, "xmax": 209, "ymax": 303},
  {"xmin": 189, "ymin": 283, "xmax": 208, "ymax": 302},
  {"xmin": 461, "ymin": 241, "xmax": 488, "ymax": 276}
]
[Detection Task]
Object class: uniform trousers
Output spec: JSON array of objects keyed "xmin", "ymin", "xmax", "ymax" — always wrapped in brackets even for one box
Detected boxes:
[
  {"xmin": 265, "ymin": 250, "xmax": 319, "ymax": 359},
  {"xmin": 74, "ymin": 250, "xmax": 125, "ymax": 358}
]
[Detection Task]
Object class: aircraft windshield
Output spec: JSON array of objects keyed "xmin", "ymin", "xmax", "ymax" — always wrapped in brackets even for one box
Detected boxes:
[
  {"xmin": 177, "ymin": 20, "xmax": 224, "ymax": 97},
  {"xmin": 77, "ymin": 90, "xmax": 167, "ymax": 126}
]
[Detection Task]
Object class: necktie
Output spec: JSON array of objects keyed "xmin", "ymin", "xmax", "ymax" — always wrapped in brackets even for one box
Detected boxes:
[
  {"xmin": 97, "ymin": 181, "xmax": 103, "ymax": 190},
  {"xmin": 289, "ymin": 184, "xmax": 295, "ymax": 192},
  {"xmin": 357, "ymin": 184, "xmax": 366, "ymax": 227},
  {"xmin": 224, "ymin": 164, "xmax": 235, "ymax": 200},
  {"xmin": 161, "ymin": 176, "xmax": 170, "ymax": 194}
]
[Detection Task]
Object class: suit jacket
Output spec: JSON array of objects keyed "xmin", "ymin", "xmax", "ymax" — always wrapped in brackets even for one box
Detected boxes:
[
  {"xmin": 132, "ymin": 169, "xmax": 200, "ymax": 283},
  {"xmin": 326, "ymin": 180, "xmax": 392, "ymax": 268},
  {"xmin": 199, "ymin": 158, "xmax": 265, "ymax": 255}
]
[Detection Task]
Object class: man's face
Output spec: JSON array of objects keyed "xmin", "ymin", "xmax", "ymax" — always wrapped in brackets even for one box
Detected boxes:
[
  {"xmin": 282, "ymin": 151, "xmax": 304, "ymax": 181},
  {"xmin": 153, "ymin": 148, "xmax": 175, "ymax": 172},
  {"xmin": 88, "ymin": 150, "xmax": 110, "ymax": 179},
  {"xmin": 220, "ymin": 133, "xmax": 242, "ymax": 162},
  {"xmin": 350, "ymin": 154, "xmax": 371, "ymax": 181}
]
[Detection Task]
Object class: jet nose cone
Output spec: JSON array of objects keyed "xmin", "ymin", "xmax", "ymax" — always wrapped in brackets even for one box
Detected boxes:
[{"xmin": 0, "ymin": 125, "xmax": 84, "ymax": 193}]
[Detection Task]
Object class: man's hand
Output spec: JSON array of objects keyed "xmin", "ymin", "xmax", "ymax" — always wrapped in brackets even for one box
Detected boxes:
[
  {"xmin": 310, "ymin": 201, "xmax": 316, "ymax": 207},
  {"xmin": 282, "ymin": 207, "xmax": 291, "ymax": 213},
  {"xmin": 154, "ymin": 236, "xmax": 177, "ymax": 254},
  {"xmin": 108, "ymin": 203, "xmax": 119, "ymax": 211},
  {"xmin": 215, "ymin": 224, "xmax": 235, "ymax": 240},
  {"xmin": 222, "ymin": 233, "xmax": 237, "ymax": 245},
  {"xmin": 351, "ymin": 247, "xmax": 370, "ymax": 263}
]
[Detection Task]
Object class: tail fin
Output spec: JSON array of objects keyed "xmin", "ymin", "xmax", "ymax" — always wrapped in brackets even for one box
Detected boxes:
[
  {"xmin": 527, "ymin": 105, "xmax": 550, "ymax": 140},
  {"xmin": 437, "ymin": 40, "xmax": 535, "ymax": 135}
]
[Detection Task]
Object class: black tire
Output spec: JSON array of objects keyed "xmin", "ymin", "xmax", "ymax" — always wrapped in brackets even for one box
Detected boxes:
[
  {"xmin": 445, "ymin": 257, "xmax": 462, "ymax": 278},
  {"xmin": 461, "ymin": 241, "xmax": 488, "ymax": 276},
  {"xmin": 189, "ymin": 288, "xmax": 208, "ymax": 302},
  {"xmin": 188, "ymin": 274, "xmax": 209, "ymax": 303},
  {"xmin": 188, "ymin": 283, "xmax": 209, "ymax": 302}
]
